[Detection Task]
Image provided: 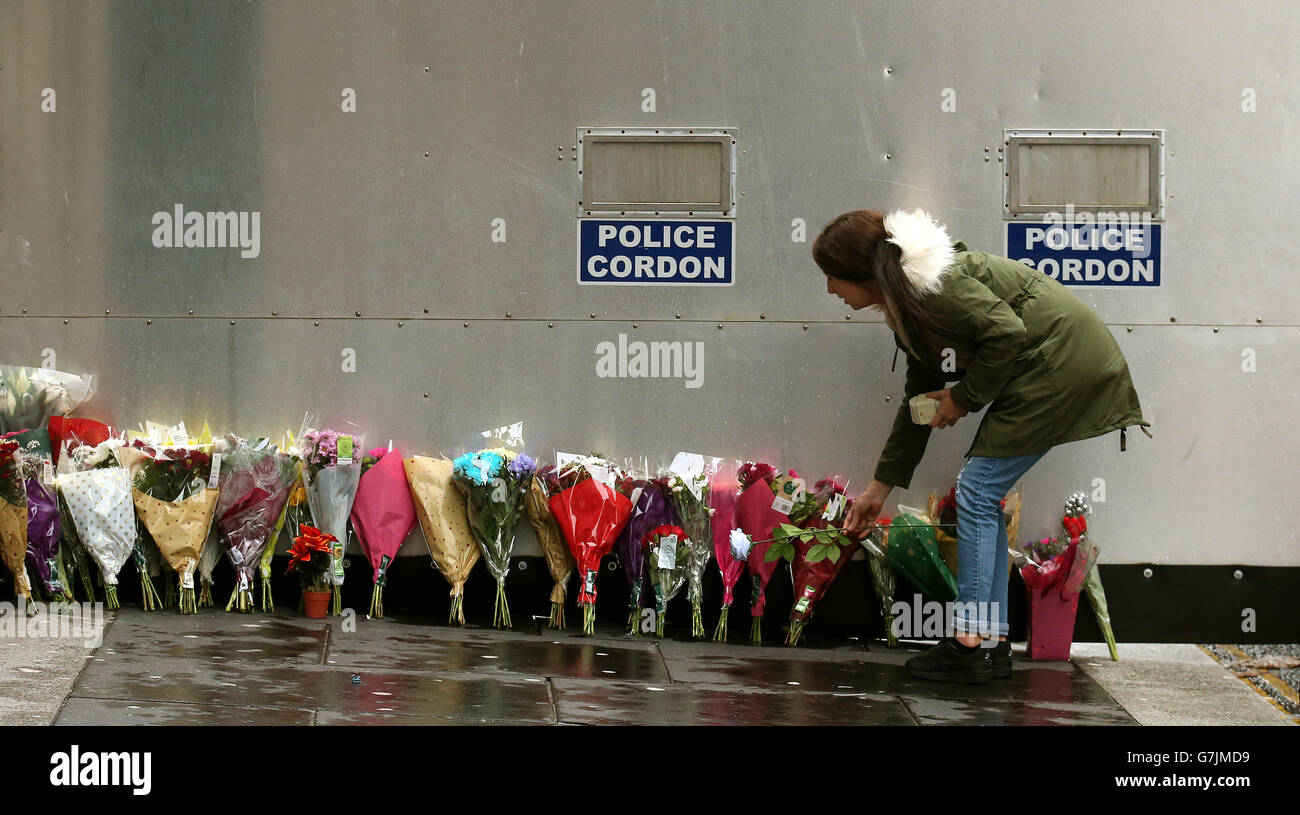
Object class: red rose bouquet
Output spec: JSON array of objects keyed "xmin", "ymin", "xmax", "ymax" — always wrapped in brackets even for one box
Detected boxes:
[
  {"xmin": 547, "ymin": 455, "xmax": 632, "ymax": 635},
  {"xmin": 734, "ymin": 462, "xmax": 793, "ymax": 643}
]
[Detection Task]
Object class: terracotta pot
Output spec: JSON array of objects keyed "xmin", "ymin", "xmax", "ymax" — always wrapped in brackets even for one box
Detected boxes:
[{"xmin": 302, "ymin": 590, "xmax": 330, "ymax": 619}]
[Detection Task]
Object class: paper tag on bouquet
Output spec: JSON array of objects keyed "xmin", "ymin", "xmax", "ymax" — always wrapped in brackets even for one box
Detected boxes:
[
  {"xmin": 337, "ymin": 435, "xmax": 354, "ymax": 466},
  {"xmin": 822, "ymin": 493, "xmax": 846, "ymax": 522},
  {"xmin": 42, "ymin": 460, "xmax": 55, "ymax": 486},
  {"xmin": 169, "ymin": 422, "xmax": 188, "ymax": 446},
  {"xmin": 584, "ymin": 568, "xmax": 596, "ymax": 594},
  {"xmin": 182, "ymin": 569, "xmax": 194, "ymax": 590},
  {"xmin": 238, "ymin": 573, "xmax": 249, "ymax": 592},
  {"xmin": 230, "ymin": 548, "xmax": 245, "ymax": 566},
  {"xmin": 772, "ymin": 494, "xmax": 794, "ymax": 514},
  {"xmin": 208, "ymin": 453, "xmax": 223, "ymax": 489},
  {"xmin": 794, "ymin": 584, "xmax": 815, "ymax": 614},
  {"xmin": 332, "ymin": 541, "xmax": 345, "ymax": 577},
  {"xmin": 772, "ymin": 473, "xmax": 806, "ymax": 507},
  {"xmin": 658, "ymin": 535, "xmax": 678, "ymax": 569},
  {"xmin": 480, "ymin": 421, "xmax": 525, "ymax": 452}
]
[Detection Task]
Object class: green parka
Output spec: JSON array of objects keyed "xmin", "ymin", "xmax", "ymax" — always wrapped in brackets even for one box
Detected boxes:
[{"xmin": 873, "ymin": 233, "xmax": 1150, "ymax": 490}]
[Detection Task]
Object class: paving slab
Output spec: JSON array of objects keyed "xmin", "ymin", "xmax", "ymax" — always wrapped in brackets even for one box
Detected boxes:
[
  {"xmin": 551, "ymin": 678, "xmax": 912, "ymax": 725},
  {"xmin": 1070, "ymin": 643, "xmax": 1293, "ymax": 726},
  {"xmin": 57, "ymin": 697, "xmax": 314, "ymax": 726},
  {"xmin": 325, "ymin": 619, "xmax": 668, "ymax": 682},
  {"xmin": 0, "ymin": 603, "xmax": 108, "ymax": 725}
]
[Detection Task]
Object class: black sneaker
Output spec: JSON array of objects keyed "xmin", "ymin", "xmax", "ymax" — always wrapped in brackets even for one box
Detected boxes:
[
  {"xmin": 905, "ymin": 638, "xmax": 993, "ymax": 684},
  {"xmin": 991, "ymin": 640, "xmax": 1012, "ymax": 678}
]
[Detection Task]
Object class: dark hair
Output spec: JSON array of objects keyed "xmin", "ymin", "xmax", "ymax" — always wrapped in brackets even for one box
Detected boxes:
[{"xmin": 812, "ymin": 209, "xmax": 943, "ymax": 358}]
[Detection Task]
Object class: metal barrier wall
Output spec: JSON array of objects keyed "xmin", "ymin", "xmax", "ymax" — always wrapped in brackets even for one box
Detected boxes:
[{"xmin": 2, "ymin": 0, "xmax": 1297, "ymax": 575}]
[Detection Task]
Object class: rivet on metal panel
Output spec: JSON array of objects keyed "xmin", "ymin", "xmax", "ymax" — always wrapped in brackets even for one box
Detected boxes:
[
  {"xmin": 632, "ymin": 323, "xmax": 638, "ymax": 329},
  {"xmin": 997, "ymin": 147, "xmax": 1003, "ymax": 153},
  {"xmin": 884, "ymin": 396, "xmax": 891, "ymax": 402},
  {"xmin": 590, "ymin": 313, "xmax": 596, "ymax": 319},
  {"xmin": 1127, "ymin": 326, "xmax": 1133, "ymax": 333},
  {"xmin": 1169, "ymin": 317, "xmax": 1176, "ymax": 323},
  {"xmin": 464, "ymin": 321, "xmax": 469, "ymax": 328},
  {"xmin": 984, "ymin": 157, "xmax": 989, "ymax": 162},
  {"xmin": 355, "ymin": 311, "xmax": 361, "ymax": 317},
  {"xmin": 558, "ymin": 156, "xmax": 564, "ymax": 161},
  {"xmin": 984, "ymin": 147, "xmax": 990, "ymax": 153},
  {"xmin": 802, "ymin": 324, "xmax": 808, "ymax": 330},
  {"xmin": 518, "ymin": 560, "xmax": 528, "ymax": 572},
  {"xmin": 548, "ymin": 322, "xmax": 553, "ymax": 328},
  {"xmin": 505, "ymin": 312, "xmax": 512, "ymax": 319},
  {"xmin": 845, "ymin": 315, "xmax": 852, "ymax": 320},
  {"xmin": 760, "ymin": 313, "xmax": 766, "ymax": 320},
  {"xmin": 314, "ymin": 321, "xmax": 320, "ymax": 327},
  {"xmin": 885, "ymin": 154, "xmax": 892, "ymax": 160},
  {"xmin": 272, "ymin": 311, "xmax": 278, "ymax": 316},
  {"xmin": 21, "ymin": 308, "xmax": 26, "ymax": 314},
  {"xmin": 675, "ymin": 311, "xmax": 680, "ymax": 319},
  {"xmin": 1256, "ymin": 317, "xmax": 1263, "ymax": 324},
  {"xmin": 424, "ymin": 152, "xmax": 429, "ymax": 158},
  {"xmin": 63, "ymin": 320, "xmax": 68, "ymax": 325},
  {"xmin": 397, "ymin": 322, "xmax": 403, "ymax": 327},
  {"xmin": 424, "ymin": 308, "xmax": 429, "ymax": 314},
  {"xmin": 1213, "ymin": 327, "xmax": 1220, "ymax": 333},
  {"xmin": 105, "ymin": 310, "xmax": 110, "ymax": 315},
  {"xmin": 230, "ymin": 321, "xmax": 236, "ymax": 326},
  {"xmin": 1142, "ymin": 567, "xmax": 1153, "ymax": 578},
  {"xmin": 884, "ymin": 66, "xmax": 893, "ymax": 75},
  {"xmin": 717, "ymin": 324, "xmax": 723, "ymax": 330},
  {"xmin": 146, "ymin": 320, "xmax": 151, "ymax": 325},
  {"xmin": 188, "ymin": 310, "xmax": 194, "ymax": 316},
  {"xmin": 424, "ymin": 392, "xmax": 429, "ymax": 398},
  {"xmin": 998, "ymin": 157, "xmax": 1003, "ymax": 163},
  {"xmin": 425, "ymin": 66, "xmax": 430, "ymax": 72},
  {"xmin": 1233, "ymin": 569, "xmax": 1243, "ymax": 580}
]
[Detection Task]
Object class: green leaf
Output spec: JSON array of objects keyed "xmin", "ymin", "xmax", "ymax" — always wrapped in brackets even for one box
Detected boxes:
[
  {"xmin": 777, "ymin": 542, "xmax": 796, "ymax": 562},
  {"xmin": 799, "ymin": 531, "xmax": 815, "ymax": 543},
  {"xmin": 835, "ymin": 533, "xmax": 850, "ymax": 547},
  {"xmin": 826, "ymin": 546, "xmax": 841, "ymax": 564},
  {"xmin": 763, "ymin": 546, "xmax": 783, "ymax": 563},
  {"xmin": 805, "ymin": 544, "xmax": 827, "ymax": 563},
  {"xmin": 778, "ymin": 524, "xmax": 802, "ymax": 538},
  {"xmin": 814, "ymin": 529, "xmax": 834, "ymax": 545}
]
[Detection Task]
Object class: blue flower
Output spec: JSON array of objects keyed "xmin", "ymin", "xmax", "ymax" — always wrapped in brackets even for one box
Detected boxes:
[{"xmin": 454, "ymin": 450, "xmax": 504, "ymax": 486}]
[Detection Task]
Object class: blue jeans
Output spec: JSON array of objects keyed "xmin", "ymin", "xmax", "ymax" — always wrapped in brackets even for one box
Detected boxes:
[{"xmin": 952, "ymin": 450, "xmax": 1048, "ymax": 638}]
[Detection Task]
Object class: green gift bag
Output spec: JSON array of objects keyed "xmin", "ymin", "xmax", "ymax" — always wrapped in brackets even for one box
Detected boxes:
[{"xmin": 885, "ymin": 514, "xmax": 957, "ymax": 602}]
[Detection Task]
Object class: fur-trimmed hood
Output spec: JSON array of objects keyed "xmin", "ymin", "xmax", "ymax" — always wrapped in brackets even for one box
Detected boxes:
[{"xmin": 883, "ymin": 209, "xmax": 957, "ymax": 296}]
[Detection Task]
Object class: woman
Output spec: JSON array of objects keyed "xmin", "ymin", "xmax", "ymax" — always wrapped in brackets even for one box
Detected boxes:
[{"xmin": 816, "ymin": 208, "xmax": 1150, "ymax": 684}]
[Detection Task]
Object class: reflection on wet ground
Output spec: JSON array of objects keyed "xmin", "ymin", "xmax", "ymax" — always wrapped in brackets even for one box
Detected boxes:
[{"xmin": 56, "ymin": 609, "xmax": 1135, "ymax": 726}]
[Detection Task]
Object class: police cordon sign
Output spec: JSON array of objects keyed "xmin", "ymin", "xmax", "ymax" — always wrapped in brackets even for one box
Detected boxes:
[
  {"xmin": 1007, "ymin": 220, "xmax": 1161, "ymax": 287},
  {"xmin": 578, "ymin": 219, "xmax": 734, "ymax": 286}
]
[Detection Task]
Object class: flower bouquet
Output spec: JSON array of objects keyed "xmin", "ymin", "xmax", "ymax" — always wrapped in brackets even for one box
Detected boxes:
[
  {"xmin": 884, "ymin": 511, "xmax": 957, "ymax": 602},
  {"xmin": 450, "ymin": 448, "xmax": 535, "ymax": 629},
  {"xmin": 47, "ymin": 416, "xmax": 111, "ymax": 468},
  {"xmin": 300, "ymin": 428, "xmax": 365, "ymax": 615},
  {"xmin": 55, "ymin": 438, "xmax": 135, "ymax": 609},
  {"xmin": 117, "ymin": 440, "xmax": 220, "ymax": 614},
  {"xmin": 53, "ymin": 430, "xmax": 116, "ymax": 601},
  {"xmin": 197, "ymin": 523, "xmax": 223, "ymax": 608},
  {"xmin": 0, "ymin": 438, "xmax": 32, "ymax": 601},
  {"xmin": 404, "ymin": 456, "xmax": 479, "ymax": 624},
  {"xmin": 547, "ymin": 454, "xmax": 632, "ymax": 636},
  {"xmin": 286, "ymin": 525, "xmax": 335, "ymax": 618},
  {"xmin": 0, "ymin": 365, "xmax": 95, "ymax": 434},
  {"xmin": 665, "ymin": 454, "xmax": 719, "ymax": 639},
  {"xmin": 215, "ymin": 437, "xmax": 297, "ymax": 612},
  {"xmin": 9, "ymin": 431, "xmax": 70, "ymax": 602},
  {"xmin": 351, "ymin": 447, "xmax": 416, "ymax": 619},
  {"xmin": 734, "ymin": 462, "xmax": 793, "ymax": 644},
  {"xmin": 259, "ymin": 434, "xmax": 306, "ymax": 612},
  {"xmin": 765, "ymin": 478, "xmax": 862, "ymax": 646},
  {"xmin": 642, "ymin": 524, "xmax": 691, "ymax": 638},
  {"xmin": 859, "ymin": 517, "xmax": 899, "ymax": 646},
  {"xmin": 617, "ymin": 472, "xmax": 680, "ymax": 635},
  {"xmin": 526, "ymin": 465, "xmax": 575, "ymax": 629},
  {"xmin": 708, "ymin": 460, "xmax": 743, "ymax": 641}
]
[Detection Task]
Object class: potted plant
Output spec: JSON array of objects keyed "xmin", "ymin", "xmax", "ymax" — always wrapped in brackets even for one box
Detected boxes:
[{"xmin": 286, "ymin": 525, "xmax": 335, "ymax": 619}]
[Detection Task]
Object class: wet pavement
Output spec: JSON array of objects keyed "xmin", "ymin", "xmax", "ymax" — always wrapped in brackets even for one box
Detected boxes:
[{"xmin": 48, "ymin": 608, "xmax": 1142, "ymax": 725}]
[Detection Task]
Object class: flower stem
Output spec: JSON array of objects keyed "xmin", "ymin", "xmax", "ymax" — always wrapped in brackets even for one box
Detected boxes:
[
  {"xmin": 493, "ymin": 580, "xmax": 512, "ymax": 630},
  {"xmin": 104, "ymin": 585, "xmax": 119, "ymax": 610},
  {"xmin": 691, "ymin": 601, "xmax": 705, "ymax": 639},
  {"xmin": 884, "ymin": 614, "xmax": 898, "ymax": 648},
  {"xmin": 627, "ymin": 607, "xmax": 641, "ymax": 637},
  {"xmin": 583, "ymin": 603, "xmax": 595, "ymax": 636},
  {"xmin": 713, "ymin": 605, "xmax": 729, "ymax": 642},
  {"xmin": 331, "ymin": 584, "xmax": 341, "ymax": 616},
  {"xmin": 549, "ymin": 601, "xmax": 565, "ymax": 630},
  {"xmin": 787, "ymin": 620, "xmax": 805, "ymax": 647},
  {"xmin": 224, "ymin": 585, "xmax": 238, "ymax": 613},
  {"xmin": 139, "ymin": 570, "xmax": 161, "ymax": 612},
  {"xmin": 369, "ymin": 583, "xmax": 382, "ymax": 619},
  {"xmin": 261, "ymin": 575, "xmax": 275, "ymax": 613},
  {"xmin": 179, "ymin": 586, "xmax": 196, "ymax": 615},
  {"xmin": 750, "ymin": 616, "xmax": 762, "ymax": 645}
]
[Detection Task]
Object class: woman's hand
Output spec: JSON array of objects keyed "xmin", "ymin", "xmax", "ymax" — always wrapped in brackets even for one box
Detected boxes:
[
  {"xmin": 926, "ymin": 388, "xmax": 968, "ymax": 429},
  {"xmin": 843, "ymin": 479, "xmax": 893, "ymax": 534}
]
